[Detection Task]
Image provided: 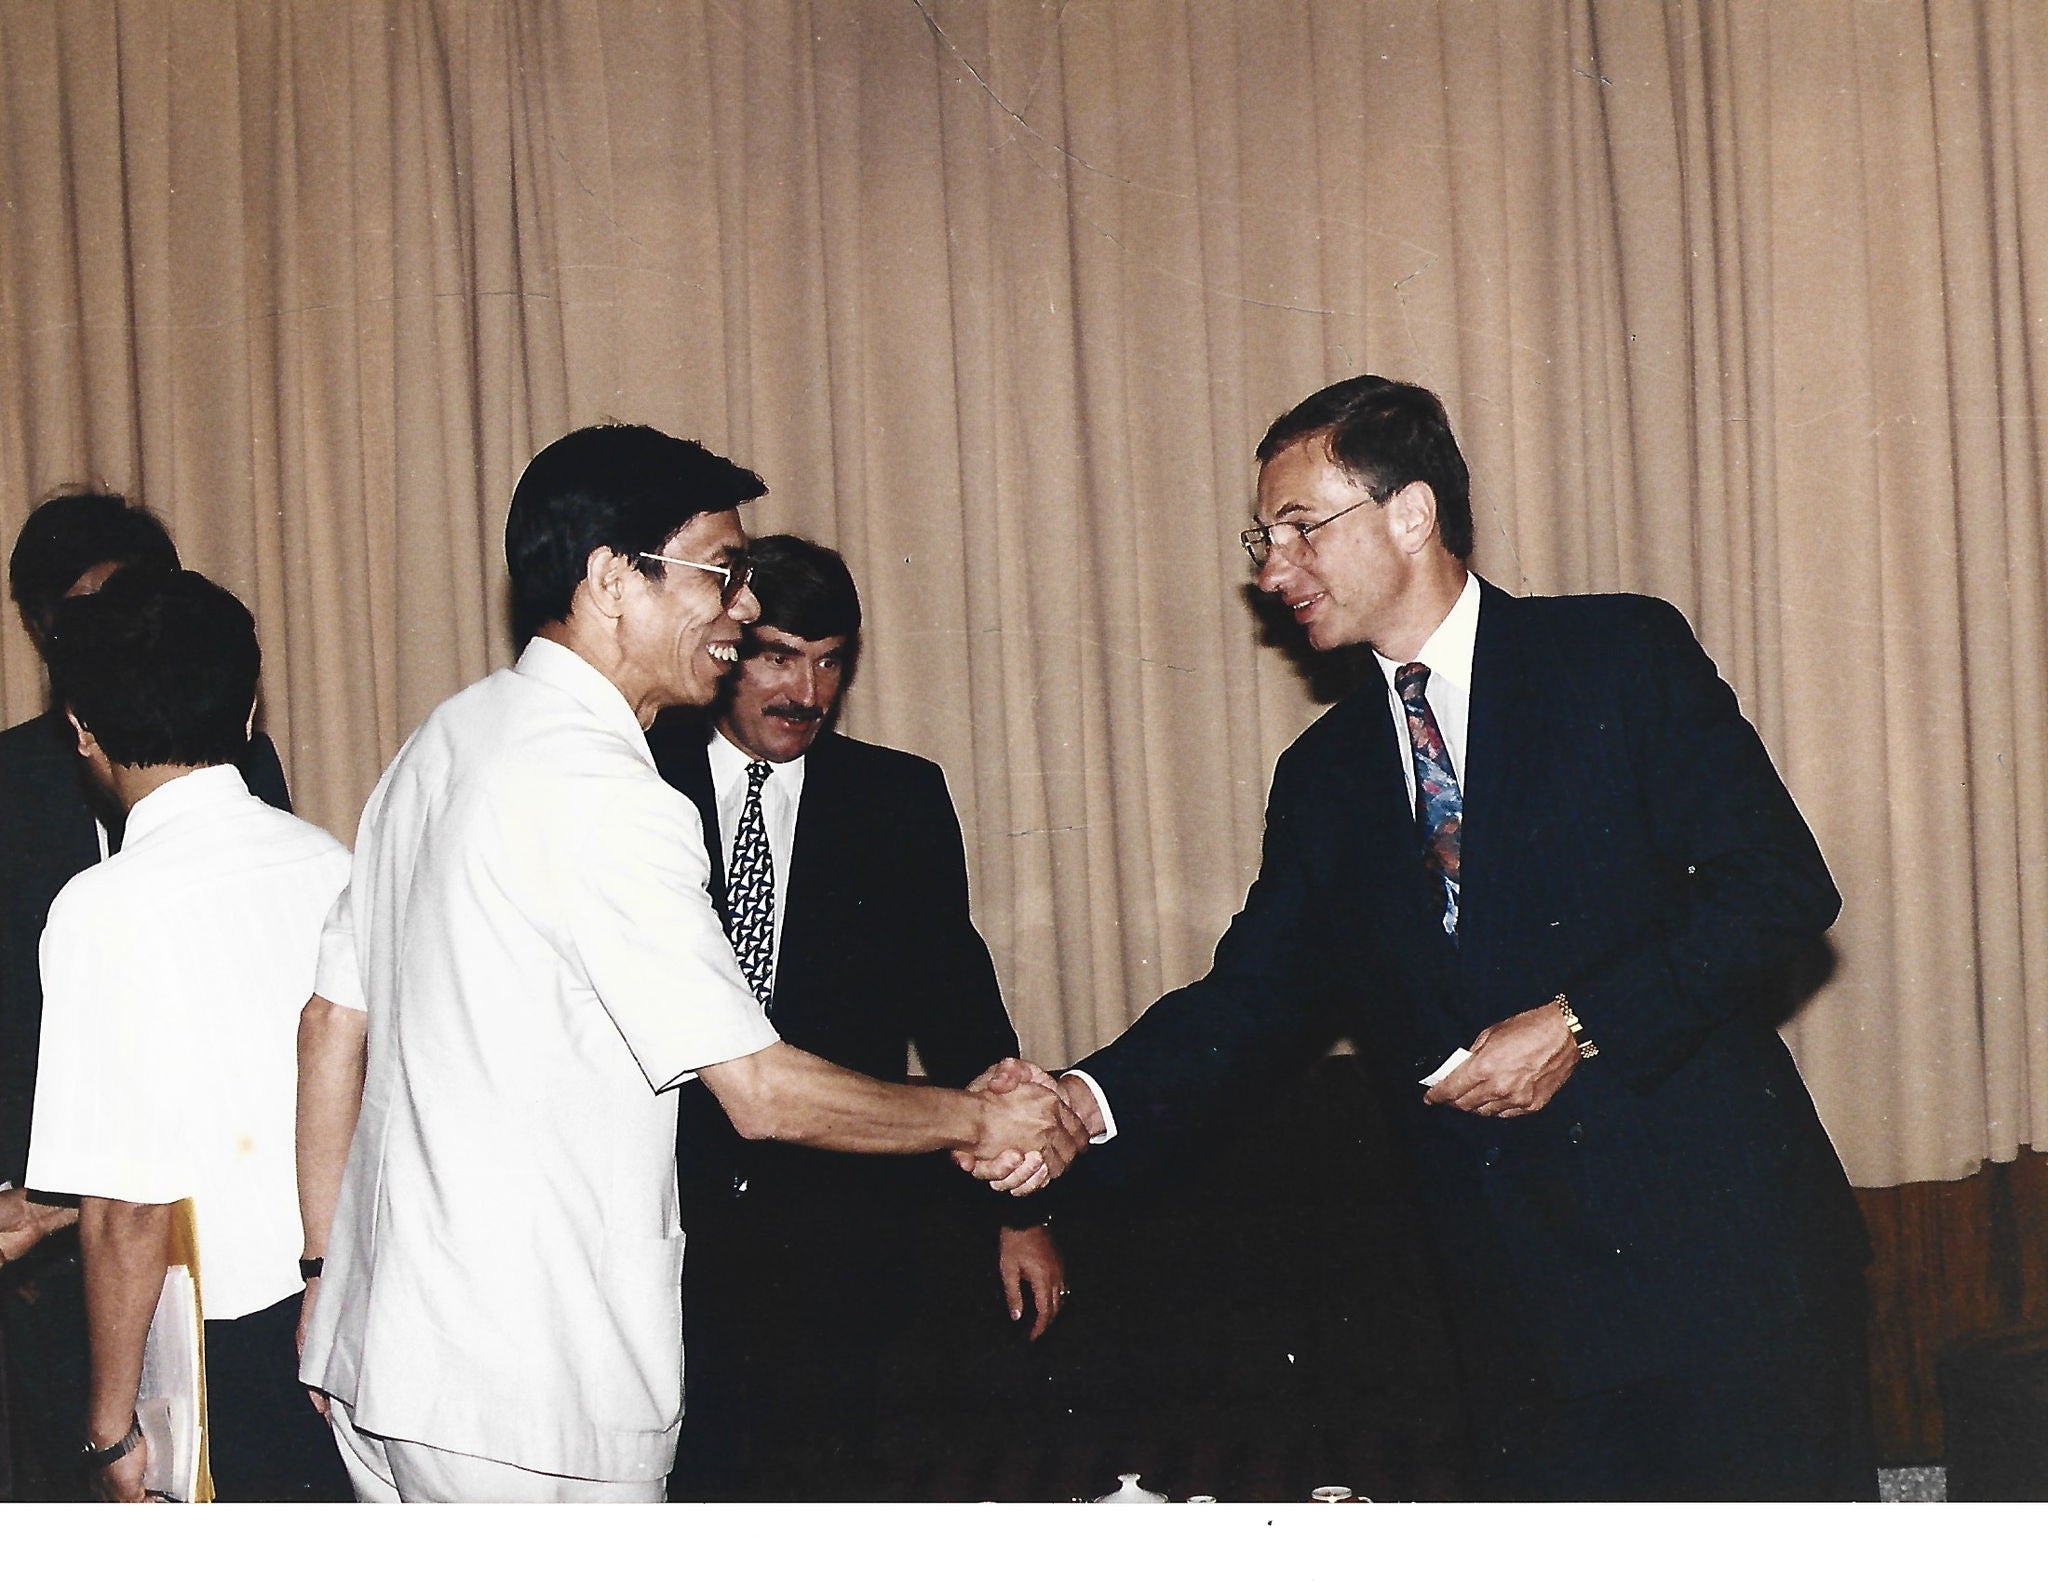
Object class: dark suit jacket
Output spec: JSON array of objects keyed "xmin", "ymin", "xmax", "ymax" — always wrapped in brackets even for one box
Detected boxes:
[
  {"xmin": 0, "ymin": 709, "xmax": 291, "ymax": 1182},
  {"xmin": 1079, "ymin": 583, "xmax": 1867, "ymax": 1397},
  {"xmin": 644, "ymin": 716, "xmax": 1023, "ymax": 1224}
]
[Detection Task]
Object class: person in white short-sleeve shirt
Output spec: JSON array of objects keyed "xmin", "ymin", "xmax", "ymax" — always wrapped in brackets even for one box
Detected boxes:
[
  {"xmin": 30, "ymin": 767, "xmax": 348, "ymax": 1318},
  {"xmin": 295, "ymin": 424, "xmax": 1091, "ymax": 1504},
  {"xmin": 27, "ymin": 569, "xmax": 351, "ymax": 1501}
]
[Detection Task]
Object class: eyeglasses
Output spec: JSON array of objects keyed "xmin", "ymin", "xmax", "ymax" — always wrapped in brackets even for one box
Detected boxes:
[
  {"xmin": 1240, "ymin": 493, "xmax": 1382, "ymax": 568},
  {"xmin": 637, "ymin": 549, "xmax": 754, "ymax": 607}
]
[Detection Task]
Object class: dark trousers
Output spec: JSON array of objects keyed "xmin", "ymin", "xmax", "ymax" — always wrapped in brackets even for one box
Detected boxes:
[
  {"xmin": 203, "ymin": 1292, "xmax": 350, "ymax": 1502},
  {"xmin": 0, "ymin": 1228, "xmax": 91, "ymax": 1501},
  {"xmin": 671, "ymin": 1193, "xmax": 927, "ymax": 1501},
  {"xmin": 1468, "ymin": 1283, "xmax": 1878, "ymax": 1501}
]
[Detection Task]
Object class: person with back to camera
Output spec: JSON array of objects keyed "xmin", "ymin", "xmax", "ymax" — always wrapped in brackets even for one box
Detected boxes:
[
  {"xmin": 26, "ymin": 567, "xmax": 349, "ymax": 1501},
  {"xmin": 0, "ymin": 493, "xmax": 290, "ymax": 1499}
]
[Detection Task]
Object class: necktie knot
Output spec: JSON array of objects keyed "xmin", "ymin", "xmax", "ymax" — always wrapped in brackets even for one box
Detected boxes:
[
  {"xmin": 746, "ymin": 758, "xmax": 773, "ymax": 792},
  {"xmin": 1395, "ymin": 661, "xmax": 1431, "ymax": 710}
]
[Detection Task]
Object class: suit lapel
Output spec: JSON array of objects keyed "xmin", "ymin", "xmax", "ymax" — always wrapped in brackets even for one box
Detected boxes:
[
  {"xmin": 1456, "ymin": 582, "xmax": 1548, "ymax": 978},
  {"xmin": 1342, "ymin": 674, "xmax": 1410, "ymax": 829},
  {"xmin": 776, "ymin": 730, "xmax": 847, "ymax": 1017},
  {"xmin": 1330, "ymin": 681, "xmax": 1462, "ymax": 998}
]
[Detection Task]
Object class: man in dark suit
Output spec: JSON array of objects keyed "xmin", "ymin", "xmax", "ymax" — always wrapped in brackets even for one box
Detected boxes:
[
  {"xmin": 0, "ymin": 492, "xmax": 291, "ymax": 1499},
  {"xmin": 648, "ymin": 536, "xmax": 1063, "ymax": 1500},
  {"xmin": 1022, "ymin": 376, "xmax": 1873, "ymax": 1499}
]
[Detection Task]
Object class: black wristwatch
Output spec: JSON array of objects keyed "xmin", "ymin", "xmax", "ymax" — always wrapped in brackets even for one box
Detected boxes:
[
  {"xmin": 81, "ymin": 1413, "xmax": 143, "ymax": 1469},
  {"xmin": 299, "ymin": 1256, "xmax": 324, "ymax": 1281}
]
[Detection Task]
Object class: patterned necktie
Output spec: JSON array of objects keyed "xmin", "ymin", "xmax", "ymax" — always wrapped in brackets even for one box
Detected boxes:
[
  {"xmin": 1395, "ymin": 662, "xmax": 1462, "ymax": 936},
  {"xmin": 726, "ymin": 758, "xmax": 776, "ymax": 1005}
]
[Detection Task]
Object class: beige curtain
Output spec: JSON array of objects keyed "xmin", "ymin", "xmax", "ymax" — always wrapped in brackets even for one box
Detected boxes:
[{"xmin": 2, "ymin": 0, "xmax": 2043, "ymax": 1187}]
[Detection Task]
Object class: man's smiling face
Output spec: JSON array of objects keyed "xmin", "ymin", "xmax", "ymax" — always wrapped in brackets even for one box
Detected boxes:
[
  {"xmin": 618, "ymin": 510, "xmax": 757, "ymax": 715},
  {"xmin": 717, "ymin": 624, "xmax": 852, "ymax": 763},
  {"xmin": 1252, "ymin": 434, "xmax": 1411, "ymax": 655}
]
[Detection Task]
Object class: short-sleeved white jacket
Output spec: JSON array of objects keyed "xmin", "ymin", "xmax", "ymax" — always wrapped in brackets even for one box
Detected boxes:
[{"xmin": 300, "ymin": 639, "xmax": 776, "ymax": 1482}]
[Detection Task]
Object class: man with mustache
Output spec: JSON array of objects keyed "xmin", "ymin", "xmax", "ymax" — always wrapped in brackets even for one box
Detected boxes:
[{"xmin": 650, "ymin": 535, "xmax": 1064, "ymax": 1500}]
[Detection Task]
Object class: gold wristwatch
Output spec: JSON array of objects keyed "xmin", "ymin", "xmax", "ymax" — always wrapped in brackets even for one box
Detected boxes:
[{"xmin": 1553, "ymin": 992, "xmax": 1599, "ymax": 1061}]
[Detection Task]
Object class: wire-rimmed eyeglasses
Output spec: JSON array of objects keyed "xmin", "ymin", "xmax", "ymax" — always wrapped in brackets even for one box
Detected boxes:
[
  {"xmin": 637, "ymin": 549, "xmax": 754, "ymax": 607},
  {"xmin": 1240, "ymin": 492, "xmax": 1383, "ymax": 568}
]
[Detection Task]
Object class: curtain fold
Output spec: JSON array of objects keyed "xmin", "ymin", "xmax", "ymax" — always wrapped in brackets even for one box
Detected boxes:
[{"xmin": 3, "ymin": 0, "xmax": 2044, "ymax": 1186}]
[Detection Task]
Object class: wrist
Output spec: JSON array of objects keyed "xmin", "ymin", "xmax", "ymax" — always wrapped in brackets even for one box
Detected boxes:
[
  {"xmin": 1056, "ymin": 1072, "xmax": 1102, "ymax": 1136},
  {"xmin": 962, "ymin": 1086, "xmax": 997, "ymax": 1155},
  {"xmin": 83, "ymin": 1410, "xmax": 142, "ymax": 1463}
]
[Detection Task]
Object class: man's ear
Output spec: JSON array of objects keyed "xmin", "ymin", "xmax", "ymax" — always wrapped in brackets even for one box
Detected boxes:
[
  {"xmin": 582, "ymin": 546, "xmax": 635, "ymax": 621},
  {"xmin": 1384, "ymin": 481, "xmax": 1441, "ymax": 555},
  {"xmin": 244, "ymin": 697, "xmax": 258, "ymax": 742},
  {"xmin": 64, "ymin": 708, "xmax": 95, "ymax": 759}
]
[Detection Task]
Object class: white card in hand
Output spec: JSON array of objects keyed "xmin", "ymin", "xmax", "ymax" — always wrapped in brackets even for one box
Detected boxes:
[{"xmin": 1420, "ymin": 1047, "xmax": 1473, "ymax": 1087}]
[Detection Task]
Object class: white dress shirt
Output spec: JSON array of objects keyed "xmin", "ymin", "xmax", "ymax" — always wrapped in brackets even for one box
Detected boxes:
[
  {"xmin": 27, "ymin": 765, "xmax": 350, "ymax": 1320},
  {"xmin": 301, "ymin": 638, "xmax": 779, "ymax": 1483},
  {"xmin": 1373, "ymin": 570, "xmax": 1481, "ymax": 803},
  {"xmin": 706, "ymin": 724, "xmax": 806, "ymax": 986},
  {"xmin": 1080, "ymin": 572, "xmax": 1484, "ymax": 1144}
]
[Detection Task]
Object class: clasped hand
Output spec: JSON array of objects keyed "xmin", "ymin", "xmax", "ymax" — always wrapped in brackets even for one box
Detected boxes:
[{"xmin": 950, "ymin": 1058, "xmax": 1090, "ymax": 1195}]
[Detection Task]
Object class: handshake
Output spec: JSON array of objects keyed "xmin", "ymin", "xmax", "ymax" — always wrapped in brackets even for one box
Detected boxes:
[{"xmin": 951, "ymin": 1058, "xmax": 1101, "ymax": 1196}]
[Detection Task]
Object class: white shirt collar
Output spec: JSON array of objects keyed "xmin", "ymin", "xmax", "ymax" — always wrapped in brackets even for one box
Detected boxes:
[
  {"xmin": 121, "ymin": 762, "xmax": 253, "ymax": 849},
  {"xmin": 706, "ymin": 722, "xmax": 809, "ymax": 803},
  {"xmin": 1373, "ymin": 570, "xmax": 1481, "ymax": 692},
  {"xmin": 516, "ymin": 637, "xmax": 657, "ymax": 770}
]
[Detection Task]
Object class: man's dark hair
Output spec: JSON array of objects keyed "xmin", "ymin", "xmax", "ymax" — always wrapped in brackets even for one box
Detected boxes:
[
  {"xmin": 747, "ymin": 536, "xmax": 862, "ymax": 644},
  {"xmin": 8, "ymin": 490, "xmax": 181, "ymax": 640},
  {"xmin": 1256, "ymin": 376, "xmax": 1475, "ymax": 559},
  {"xmin": 47, "ymin": 568, "xmax": 260, "ymax": 769},
  {"xmin": 505, "ymin": 423, "xmax": 767, "ymax": 636}
]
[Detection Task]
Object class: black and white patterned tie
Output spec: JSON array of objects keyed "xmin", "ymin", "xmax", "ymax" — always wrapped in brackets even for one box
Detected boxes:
[{"xmin": 726, "ymin": 759, "xmax": 776, "ymax": 1005}]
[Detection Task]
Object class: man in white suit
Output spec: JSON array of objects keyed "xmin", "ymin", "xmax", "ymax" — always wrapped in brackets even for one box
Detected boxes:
[{"xmin": 296, "ymin": 424, "xmax": 1083, "ymax": 1502}]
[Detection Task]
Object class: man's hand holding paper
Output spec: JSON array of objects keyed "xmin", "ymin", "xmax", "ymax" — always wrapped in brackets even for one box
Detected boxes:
[{"xmin": 1424, "ymin": 1000, "xmax": 1581, "ymax": 1118}]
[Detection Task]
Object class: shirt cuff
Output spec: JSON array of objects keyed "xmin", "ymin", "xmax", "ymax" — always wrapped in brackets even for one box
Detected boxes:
[
  {"xmin": 312, "ymin": 888, "xmax": 367, "ymax": 1012},
  {"xmin": 1062, "ymin": 1067, "xmax": 1117, "ymax": 1144}
]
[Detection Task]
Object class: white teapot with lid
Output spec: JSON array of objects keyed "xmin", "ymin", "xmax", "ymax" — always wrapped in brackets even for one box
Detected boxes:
[{"xmin": 1092, "ymin": 1472, "xmax": 1169, "ymax": 1503}]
